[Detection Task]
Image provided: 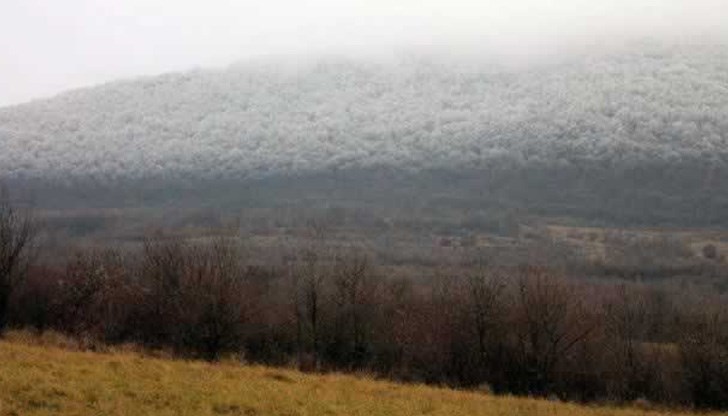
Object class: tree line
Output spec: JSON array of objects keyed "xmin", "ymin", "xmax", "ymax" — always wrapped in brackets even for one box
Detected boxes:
[{"xmin": 0, "ymin": 191, "xmax": 726, "ymax": 410}]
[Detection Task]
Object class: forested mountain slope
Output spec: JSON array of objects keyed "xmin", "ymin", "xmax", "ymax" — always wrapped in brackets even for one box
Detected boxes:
[
  {"xmin": 2, "ymin": 44, "xmax": 728, "ymax": 225},
  {"xmin": 1, "ymin": 44, "xmax": 727, "ymax": 181}
]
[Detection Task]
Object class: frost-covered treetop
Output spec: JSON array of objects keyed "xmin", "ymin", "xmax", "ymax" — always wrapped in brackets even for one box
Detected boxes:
[{"xmin": 1, "ymin": 44, "xmax": 727, "ymax": 181}]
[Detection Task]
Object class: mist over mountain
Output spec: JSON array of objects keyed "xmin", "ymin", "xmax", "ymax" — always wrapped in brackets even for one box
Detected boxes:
[
  {"xmin": 2, "ymin": 43, "xmax": 728, "ymax": 225},
  {"xmin": 1, "ymin": 43, "xmax": 727, "ymax": 182}
]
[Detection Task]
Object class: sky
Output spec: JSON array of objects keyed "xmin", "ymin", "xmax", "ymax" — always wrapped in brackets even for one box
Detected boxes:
[{"xmin": 1, "ymin": 0, "xmax": 727, "ymax": 107}]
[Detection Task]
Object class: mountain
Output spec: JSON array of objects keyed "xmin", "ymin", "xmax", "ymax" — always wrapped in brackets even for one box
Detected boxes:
[
  {"xmin": 2, "ymin": 43, "xmax": 728, "ymax": 181},
  {"xmin": 1, "ymin": 43, "xmax": 728, "ymax": 225}
]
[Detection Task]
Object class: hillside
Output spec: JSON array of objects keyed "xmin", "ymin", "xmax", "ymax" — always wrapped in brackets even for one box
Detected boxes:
[
  {"xmin": 1, "ymin": 44, "xmax": 727, "ymax": 181},
  {"xmin": 2, "ymin": 43, "xmax": 728, "ymax": 226},
  {"xmin": 0, "ymin": 334, "xmax": 716, "ymax": 416}
]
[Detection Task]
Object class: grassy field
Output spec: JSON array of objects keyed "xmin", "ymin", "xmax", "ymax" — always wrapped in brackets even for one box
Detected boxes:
[{"xmin": 0, "ymin": 333, "xmax": 720, "ymax": 416}]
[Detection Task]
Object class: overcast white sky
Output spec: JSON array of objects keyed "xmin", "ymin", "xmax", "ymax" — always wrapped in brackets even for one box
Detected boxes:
[{"xmin": 1, "ymin": 0, "xmax": 726, "ymax": 106}]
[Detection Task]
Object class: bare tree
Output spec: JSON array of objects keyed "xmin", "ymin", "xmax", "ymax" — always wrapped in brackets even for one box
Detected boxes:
[
  {"xmin": 0, "ymin": 187, "xmax": 35, "ymax": 335},
  {"xmin": 138, "ymin": 236, "xmax": 249, "ymax": 359},
  {"xmin": 513, "ymin": 267, "xmax": 596, "ymax": 395},
  {"xmin": 602, "ymin": 285, "xmax": 651, "ymax": 399},
  {"xmin": 139, "ymin": 236, "xmax": 187, "ymax": 346},
  {"xmin": 467, "ymin": 267, "xmax": 506, "ymax": 379},
  {"xmin": 57, "ymin": 252, "xmax": 107, "ymax": 336},
  {"xmin": 292, "ymin": 248, "xmax": 329, "ymax": 370},
  {"xmin": 680, "ymin": 308, "xmax": 728, "ymax": 409},
  {"xmin": 179, "ymin": 239, "xmax": 247, "ymax": 360},
  {"xmin": 331, "ymin": 252, "xmax": 379, "ymax": 368}
]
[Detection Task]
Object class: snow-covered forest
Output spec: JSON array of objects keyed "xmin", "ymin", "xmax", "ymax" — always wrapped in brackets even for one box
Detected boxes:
[{"xmin": 1, "ymin": 43, "xmax": 727, "ymax": 181}]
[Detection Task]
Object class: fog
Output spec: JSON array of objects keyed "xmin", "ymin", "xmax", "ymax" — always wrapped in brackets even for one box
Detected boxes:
[{"xmin": 1, "ymin": 0, "xmax": 727, "ymax": 106}]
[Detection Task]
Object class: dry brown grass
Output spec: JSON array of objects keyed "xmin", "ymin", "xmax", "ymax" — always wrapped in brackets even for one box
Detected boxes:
[{"xmin": 0, "ymin": 331, "xmax": 719, "ymax": 416}]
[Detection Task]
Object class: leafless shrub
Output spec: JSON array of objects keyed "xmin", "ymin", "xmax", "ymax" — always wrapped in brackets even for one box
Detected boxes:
[
  {"xmin": 0, "ymin": 187, "xmax": 35, "ymax": 335},
  {"xmin": 703, "ymin": 244, "xmax": 718, "ymax": 260},
  {"xmin": 680, "ymin": 309, "xmax": 728, "ymax": 409},
  {"xmin": 511, "ymin": 267, "xmax": 597, "ymax": 395},
  {"xmin": 4, "ymin": 216, "xmax": 728, "ymax": 409},
  {"xmin": 466, "ymin": 267, "xmax": 507, "ymax": 382}
]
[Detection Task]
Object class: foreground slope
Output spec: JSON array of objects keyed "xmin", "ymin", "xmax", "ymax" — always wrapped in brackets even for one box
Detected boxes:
[{"xmin": 0, "ymin": 337, "xmax": 716, "ymax": 416}]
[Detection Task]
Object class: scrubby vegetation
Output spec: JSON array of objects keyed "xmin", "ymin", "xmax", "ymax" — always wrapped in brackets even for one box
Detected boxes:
[{"xmin": 2, "ymin": 182, "xmax": 727, "ymax": 411}]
